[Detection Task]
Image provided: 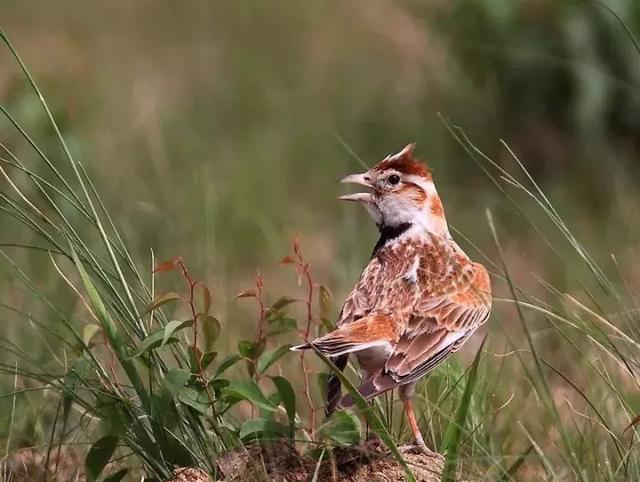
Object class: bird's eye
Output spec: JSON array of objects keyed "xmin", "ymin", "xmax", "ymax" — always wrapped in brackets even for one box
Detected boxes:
[{"xmin": 388, "ymin": 174, "xmax": 401, "ymax": 185}]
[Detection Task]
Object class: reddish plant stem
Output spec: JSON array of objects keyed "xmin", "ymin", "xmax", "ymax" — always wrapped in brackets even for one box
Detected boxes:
[
  {"xmin": 294, "ymin": 242, "xmax": 317, "ymax": 439},
  {"xmin": 254, "ymin": 271, "xmax": 267, "ymax": 351},
  {"xmin": 176, "ymin": 260, "xmax": 220, "ymax": 421},
  {"xmin": 177, "ymin": 260, "xmax": 200, "ymax": 349}
]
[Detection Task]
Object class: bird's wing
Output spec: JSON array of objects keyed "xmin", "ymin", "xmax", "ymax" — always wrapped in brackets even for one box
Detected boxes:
[
  {"xmin": 343, "ymin": 261, "xmax": 491, "ymax": 405},
  {"xmin": 297, "ymin": 313, "xmax": 400, "ymax": 357},
  {"xmin": 336, "ymin": 244, "xmax": 422, "ymax": 327},
  {"xmin": 335, "ymin": 256, "xmax": 384, "ymax": 327},
  {"xmin": 384, "ymin": 261, "xmax": 492, "ymax": 385}
]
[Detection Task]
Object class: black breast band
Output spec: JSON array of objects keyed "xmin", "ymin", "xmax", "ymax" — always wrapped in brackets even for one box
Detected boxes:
[{"xmin": 372, "ymin": 222, "xmax": 412, "ymax": 257}]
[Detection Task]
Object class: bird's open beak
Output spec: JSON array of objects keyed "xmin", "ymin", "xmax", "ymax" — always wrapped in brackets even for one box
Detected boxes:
[{"xmin": 339, "ymin": 173, "xmax": 375, "ymax": 203}]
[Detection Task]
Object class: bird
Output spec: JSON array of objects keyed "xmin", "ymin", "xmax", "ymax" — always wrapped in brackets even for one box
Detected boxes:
[{"xmin": 291, "ymin": 143, "xmax": 492, "ymax": 455}]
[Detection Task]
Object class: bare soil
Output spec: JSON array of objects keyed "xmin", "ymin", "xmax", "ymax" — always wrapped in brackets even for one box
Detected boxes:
[
  {"xmin": 5, "ymin": 440, "xmax": 446, "ymax": 481},
  {"xmin": 173, "ymin": 439, "xmax": 444, "ymax": 482}
]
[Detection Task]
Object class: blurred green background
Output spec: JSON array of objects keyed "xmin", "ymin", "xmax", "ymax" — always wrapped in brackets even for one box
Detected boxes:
[
  {"xmin": 2, "ymin": 0, "xmax": 640, "ymax": 471},
  {"xmin": 4, "ymin": 0, "xmax": 640, "ymax": 286}
]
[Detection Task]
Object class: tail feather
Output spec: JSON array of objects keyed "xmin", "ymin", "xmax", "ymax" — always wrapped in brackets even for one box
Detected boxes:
[
  {"xmin": 290, "ymin": 343, "xmax": 311, "ymax": 351},
  {"xmin": 339, "ymin": 373, "xmax": 397, "ymax": 409},
  {"xmin": 325, "ymin": 354, "xmax": 348, "ymax": 417}
]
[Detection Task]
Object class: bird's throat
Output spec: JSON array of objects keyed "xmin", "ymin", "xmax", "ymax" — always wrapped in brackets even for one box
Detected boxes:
[{"xmin": 372, "ymin": 222, "xmax": 412, "ymax": 257}]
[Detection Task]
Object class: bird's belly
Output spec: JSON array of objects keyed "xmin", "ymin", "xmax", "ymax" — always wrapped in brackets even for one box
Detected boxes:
[{"xmin": 356, "ymin": 345, "xmax": 392, "ymax": 373}]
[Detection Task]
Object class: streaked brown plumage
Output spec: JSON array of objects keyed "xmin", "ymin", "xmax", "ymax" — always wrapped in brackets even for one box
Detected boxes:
[{"xmin": 292, "ymin": 144, "xmax": 492, "ymax": 454}]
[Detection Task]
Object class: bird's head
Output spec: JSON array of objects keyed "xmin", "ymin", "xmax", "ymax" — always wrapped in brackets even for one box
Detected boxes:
[{"xmin": 340, "ymin": 144, "xmax": 447, "ymax": 236}]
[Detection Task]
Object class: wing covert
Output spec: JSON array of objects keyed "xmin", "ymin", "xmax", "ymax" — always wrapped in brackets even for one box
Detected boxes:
[{"xmin": 385, "ymin": 262, "xmax": 491, "ymax": 384}]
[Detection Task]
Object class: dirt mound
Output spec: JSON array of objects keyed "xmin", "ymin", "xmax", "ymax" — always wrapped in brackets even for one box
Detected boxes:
[
  {"xmin": 4, "ymin": 446, "xmax": 126, "ymax": 481},
  {"xmin": 175, "ymin": 439, "xmax": 445, "ymax": 482},
  {"xmin": 4, "ymin": 447, "xmax": 84, "ymax": 481},
  {"xmin": 6, "ymin": 441, "xmax": 445, "ymax": 482}
]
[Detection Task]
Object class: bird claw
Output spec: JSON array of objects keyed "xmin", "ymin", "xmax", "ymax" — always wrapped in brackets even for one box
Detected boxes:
[{"xmin": 398, "ymin": 442, "xmax": 445, "ymax": 461}]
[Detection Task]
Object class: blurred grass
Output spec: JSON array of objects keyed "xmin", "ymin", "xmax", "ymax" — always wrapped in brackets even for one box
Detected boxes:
[{"xmin": 2, "ymin": 0, "xmax": 640, "ymax": 479}]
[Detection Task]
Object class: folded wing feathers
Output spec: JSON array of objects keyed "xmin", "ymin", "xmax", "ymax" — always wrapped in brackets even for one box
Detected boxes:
[{"xmin": 291, "ymin": 313, "xmax": 399, "ymax": 356}]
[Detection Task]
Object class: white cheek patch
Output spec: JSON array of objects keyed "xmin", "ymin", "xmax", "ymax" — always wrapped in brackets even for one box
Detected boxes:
[
  {"xmin": 378, "ymin": 196, "xmax": 421, "ymax": 225},
  {"xmin": 406, "ymin": 176, "xmax": 436, "ymax": 197}
]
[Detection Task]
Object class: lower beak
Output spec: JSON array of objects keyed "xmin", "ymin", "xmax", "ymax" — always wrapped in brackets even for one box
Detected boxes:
[
  {"xmin": 339, "ymin": 173, "xmax": 375, "ymax": 203},
  {"xmin": 339, "ymin": 192, "xmax": 376, "ymax": 202}
]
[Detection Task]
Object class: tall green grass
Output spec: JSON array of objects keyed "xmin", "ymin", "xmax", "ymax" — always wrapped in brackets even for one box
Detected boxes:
[
  {"xmin": 2, "ymin": 5, "xmax": 640, "ymax": 480},
  {"xmin": 0, "ymin": 29, "xmax": 512, "ymax": 480}
]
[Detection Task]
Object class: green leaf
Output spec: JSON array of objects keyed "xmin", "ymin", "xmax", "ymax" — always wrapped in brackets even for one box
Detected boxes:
[
  {"xmin": 440, "ymin": 336, "xmax": 486, "ymax": 482},
  {"xmin": 146, "ymin": 291, "xmax": 181, "ymax": 313},
  {"xmin": 83, "ymin": 324, "xmax": 101, "ymax": 346},
  {"xmin": 270, "ymin": 296, "xmax": 297, "ymax": 310},
  {"xmin": 238, "ymin": 339, "xmax": 265, "ymax": 377},
  {"xmin": 224, "ymin": 380, "xmax": 276, "ymax": 412},
  {"xmin": 213, "ymin": 354, "xmax": 241, "ymax": 379},
  {"xmin": 320, "ymin": 410, "xmax": 361, "ymax": 446},
  {"xmin": 199, "ymin": 313, "xmax": 221, "ymax": 349},
  {"xmin": 128, "ymin": 322, "xmax": 192, "ymax": 358},
  {"xmin": 268, "ymin": 390, "xmax": 282, "ymax": 407},
  {"xmin": 188, "ymin": 346, "xmax": 202, "ymax": 374},
  {"xmin": 188, "ymin": 347, "xmax": 217, "ymax": 373},
  {"xmin": 161, "ymin": 319, "xmax": 193, "ymax": 348},
  {"xmin": 103, "ymin": 469, "xmax": 129, "ymax": 482},
  {"xmin": 256, "ymin": 344, "xmax": 291, "ymax": 374},
  {"xmin": 266, "ymin": 314, "xmax": 297, "ymax": 336},
  {"xmin": 85, "ymin": 435, "xmax": 119, "ymax": 482},
  {"xmin": 238, "ymin": 339, "xmax": 265, "ymax": 360},
  {"xmin": 178, "ymin": 383, "xmax": 210, "ymax": 413},
  {"xmin": 159, "ymin": 369, "xmax": 191, "ymax": 415},
  {"xmin": 271, "ymin": 376, "xmax": 296, "ymax": 437},
  {"xmin": 201, "ymin": 350, "xmax": 217, "ymax": 369},
  {"xmin": 211, "ymin": 378, "xmax": 230, "ymax": 398},
  {"xmin": 239, "ymin": 418, "xmax": 288, "ymax": 441},
  {"xmin": 195, "ymin": 282, "xmax": 212, "ymax": 314},
  {"xmin": 164, "ymin": 369, "xmax": 191, "ymax": 395}
]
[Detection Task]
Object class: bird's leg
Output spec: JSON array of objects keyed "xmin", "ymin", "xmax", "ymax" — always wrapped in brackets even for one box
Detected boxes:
[
  {"xmin": 401, "ymin": 399, "xmax": 428, "ymax": 452},
  {"xmin": 398, "ymin": 385, "xmax": 443, "ymax": 460}
]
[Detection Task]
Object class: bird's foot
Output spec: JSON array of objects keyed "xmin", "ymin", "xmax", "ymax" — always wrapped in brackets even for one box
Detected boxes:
[{"xmin": 398, "ymin": 440, "xmax": 445, "ymax": 462}]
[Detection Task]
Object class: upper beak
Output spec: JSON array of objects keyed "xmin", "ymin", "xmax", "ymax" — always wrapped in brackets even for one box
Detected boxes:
[{"xmin": 339, "ymin": 173, "xmax": 375, "ymax": 203}]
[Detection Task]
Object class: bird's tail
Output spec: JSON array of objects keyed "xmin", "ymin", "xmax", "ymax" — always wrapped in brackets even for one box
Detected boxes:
[
  {"xmin": 290, "ymin": 344, "xmax": 349, "ymax": 417},
  {"xmin": 326, "ymin": 354, "xmax": 348, "ymax": 417},
  {"xmin": 291, "ymin": 314, "xmax": 399, "ymax": 417}
]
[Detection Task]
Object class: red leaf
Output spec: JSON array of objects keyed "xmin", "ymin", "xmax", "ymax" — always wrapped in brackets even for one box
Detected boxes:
[
  {"xmin": 153, "ymin": 257, "xmax": 182, "ymax": 273},
  {"xmin": 235, "ymin": 289, "xmax": 256, "ymax": 299},
  {"xmin": 279, "ymin": 256, "xmax": 295, "ymax": 265}
]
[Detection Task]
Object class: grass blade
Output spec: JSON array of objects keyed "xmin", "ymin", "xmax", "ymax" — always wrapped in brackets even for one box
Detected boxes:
[{"xmin": 440, "ymin": 335, "xmax": 486, "ymax": 481}]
